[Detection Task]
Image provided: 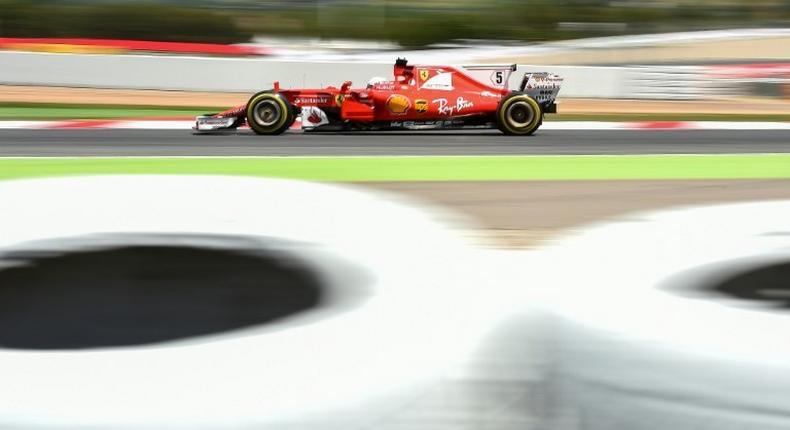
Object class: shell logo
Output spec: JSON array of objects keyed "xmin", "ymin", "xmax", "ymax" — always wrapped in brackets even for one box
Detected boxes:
[{"xmin": 386, "ymin": 94, "xmax": 411, "ymax": 115}]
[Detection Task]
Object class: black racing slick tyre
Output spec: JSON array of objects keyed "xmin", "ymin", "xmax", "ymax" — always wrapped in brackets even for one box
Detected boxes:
[
  {"xmin": 496, "ymin": 94, "xmax": 542, "ymax": 136},
  {"xmin": 246, "ymin": 92, "xmax": 295, "ymax": 135}
]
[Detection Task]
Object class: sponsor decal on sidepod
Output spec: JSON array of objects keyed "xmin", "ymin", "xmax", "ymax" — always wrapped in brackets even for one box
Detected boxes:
[
  {"xmin": 433, "ymin": 97, "xmax": 474, "ymax": 116},
  {"xmin": 386, "ymin": 94, "xmax": 411, "ymax": 115}
]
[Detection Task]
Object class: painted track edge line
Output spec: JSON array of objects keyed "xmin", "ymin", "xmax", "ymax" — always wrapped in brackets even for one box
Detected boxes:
[{"xmin": 0, "ymin": 120, "xmax": 788, "ymax": 131}]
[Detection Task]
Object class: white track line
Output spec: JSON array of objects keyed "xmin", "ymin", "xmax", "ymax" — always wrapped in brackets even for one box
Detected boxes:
[{"xmin": 0, "ymin": 120, "xmax": 788, "ymax": 131}]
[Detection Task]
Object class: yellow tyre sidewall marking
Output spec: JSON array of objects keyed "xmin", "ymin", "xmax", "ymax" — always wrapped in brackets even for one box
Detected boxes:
[
  {"xmin": 247, "ymin": 94, "xmax": 288, "ymax": 133},
  {"xmin": 499, "ymin": 95, "xmax": 541, "ymax": 134}
]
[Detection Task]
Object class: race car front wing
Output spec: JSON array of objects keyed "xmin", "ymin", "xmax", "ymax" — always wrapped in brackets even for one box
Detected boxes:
[{"xmin": 193, "ymin": 116, "xmax": 238, "ymax": 133}]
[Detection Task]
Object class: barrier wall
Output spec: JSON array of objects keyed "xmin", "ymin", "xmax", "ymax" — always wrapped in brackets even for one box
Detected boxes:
[
  {"xmin": 0, "ymin": 50, "xmax": 741, "ymax": 99},
  {"xmin": 0, "ymin": 51, "xmax": 645, "ymax": 98},
  {"xmin": 0, "ymin": 52, "xmax": 394, "ymax": 92}
]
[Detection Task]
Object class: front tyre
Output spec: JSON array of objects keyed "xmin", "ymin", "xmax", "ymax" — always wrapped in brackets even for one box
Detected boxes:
[
  {"xmin": 496, "ymin": 94, "xmax": 542, "ymax": 136},
  {"xmin": 246, "ymin": 92, "xmax": 294, "ymax": 135}
]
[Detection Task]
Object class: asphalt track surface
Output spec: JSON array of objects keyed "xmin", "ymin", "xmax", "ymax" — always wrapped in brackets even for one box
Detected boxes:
[{"xmin": 0, "ymin": 129, "xmax": 788, "ymax": 156}]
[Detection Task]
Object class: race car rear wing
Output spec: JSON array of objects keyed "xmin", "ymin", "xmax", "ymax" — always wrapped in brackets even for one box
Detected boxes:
[{"xmin": 519, "ymin": 72, "xmax": 563, "ymax": 110}]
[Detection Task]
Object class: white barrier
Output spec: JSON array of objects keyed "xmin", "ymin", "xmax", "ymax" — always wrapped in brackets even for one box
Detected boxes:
[
  {"xmin": 0, "ymin": 175, "xmax": 540, "ymax": 429},
  {"xmin": 0, "ymin": 51, "xmax": 677, "ymax": 99},
  {"xmin": 531, "ymin": 201, "xmax": 790, "ymax": 430},
  {"xmin": 0, "ymin": 51, "xmax": 393, "ymax": 92}
]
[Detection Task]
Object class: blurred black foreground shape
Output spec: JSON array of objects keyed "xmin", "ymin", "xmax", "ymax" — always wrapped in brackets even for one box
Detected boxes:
[
  {"xmin": 0, "ymin": 245, "xmax": 323, "ymax": 350},
  {"xmin": 710, "ymin": 260, "xmax": 790, "ymax": 309}
]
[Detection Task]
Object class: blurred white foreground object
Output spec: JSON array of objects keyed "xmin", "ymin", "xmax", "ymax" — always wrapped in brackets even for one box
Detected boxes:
[
  {"xmin": 534, "ymin": 201, "xmax": 790, "ymax": 430},
  {"xmin": 0, "ymin": 175, "xmax": 535, "ymax": 430}
]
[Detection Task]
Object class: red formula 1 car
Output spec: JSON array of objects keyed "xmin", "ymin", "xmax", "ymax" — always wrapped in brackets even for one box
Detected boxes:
[{"xmin": 194, "ymin": 58, "xmax": 562, "ymax": 136}]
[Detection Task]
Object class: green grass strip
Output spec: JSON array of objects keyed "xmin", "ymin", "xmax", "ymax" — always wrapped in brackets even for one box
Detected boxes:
[
  {"xmin": 0, "ymin": 103, "xmax": 227, "ymax": 120},
  {"xmin": 1, "ymin": 155, "xmax": 789, "ymax": 182}
]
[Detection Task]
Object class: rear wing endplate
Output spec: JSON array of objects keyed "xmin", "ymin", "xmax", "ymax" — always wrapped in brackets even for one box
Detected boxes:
[{"xmin": 462, "ymin": 64, "xmax": 518, "ymax": 90}]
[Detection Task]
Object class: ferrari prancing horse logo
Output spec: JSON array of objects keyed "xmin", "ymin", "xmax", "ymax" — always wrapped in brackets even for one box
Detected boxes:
[
  {"xmin": 335, "ymin": 94, "xmax": 345, "ymax": 107},
  {"xmin": 419, "ymin": 69, "xmax": 429, "ymax": 81}
]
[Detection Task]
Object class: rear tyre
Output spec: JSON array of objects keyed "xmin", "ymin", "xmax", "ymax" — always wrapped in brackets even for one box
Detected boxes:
[
  {"xmin": 246, "ymin": 92, "xmax": 294, "ymax": 135},
  {"xmin": 496, "ymin": 94, "xmax": 542, "ymax": 136}
]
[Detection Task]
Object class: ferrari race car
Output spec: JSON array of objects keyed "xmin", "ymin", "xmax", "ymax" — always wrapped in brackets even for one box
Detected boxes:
[{"xmin": 194, "ymin": 58, "xmax": 562, "ymax": 136}]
